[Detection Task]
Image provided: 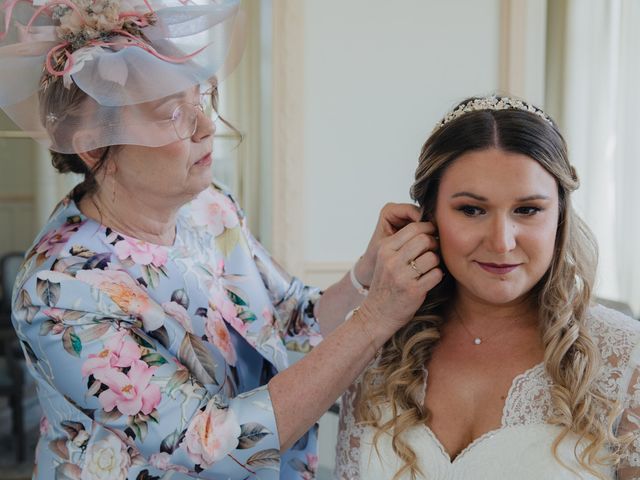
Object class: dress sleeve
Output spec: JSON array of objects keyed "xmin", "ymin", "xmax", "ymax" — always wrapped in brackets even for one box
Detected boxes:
[
  {"xmin": 335, "ymin": 377, "xmax": 365, "ymax": 479},
  {"xmin": 13, "ymin": 265, "xmax": 283, "ymax": 479},
  {"xmin": 241, "ymin": 216, "xmax": 323, "ymax": 355},
  {"xmin": 213, "ymin": 184, "xmax": 323, "ymax": 354},
  {"xmin": 616, "ymin": 344, "xmax": 640, "ymax": 478}
]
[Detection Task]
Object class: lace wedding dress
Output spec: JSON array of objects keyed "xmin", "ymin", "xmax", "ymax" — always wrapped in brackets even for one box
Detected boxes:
[{"xmin": 335, "ymin": 305, "xmax": 640, "ymax": 479}]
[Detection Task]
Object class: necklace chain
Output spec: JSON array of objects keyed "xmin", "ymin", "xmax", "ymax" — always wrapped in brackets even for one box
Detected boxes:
[{"xmin": 454, "ymin": 308, "xmax": 518, "ymax": 346}]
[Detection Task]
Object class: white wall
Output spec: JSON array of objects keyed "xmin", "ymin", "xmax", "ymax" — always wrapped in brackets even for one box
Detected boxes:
[
  {"xmin": 300, "ymin": 0, "xmax": 503, "ymax": 285},
  {"xmin": 303, "ymin": 0, "xmax": 502, "ymax": 265}
]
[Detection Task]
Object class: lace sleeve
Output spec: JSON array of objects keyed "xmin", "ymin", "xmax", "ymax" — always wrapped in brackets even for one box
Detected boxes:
[
  {"xmin": 616, "ymin": 344, "xmax": 640, "ymax": 478},
  {"xmin": 335, "ymin": 376, "xmax": 364, "ymax": 480}
]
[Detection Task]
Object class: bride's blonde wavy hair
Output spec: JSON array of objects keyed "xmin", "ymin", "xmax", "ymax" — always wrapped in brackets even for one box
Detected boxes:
[{"xmin": 357, "ymin": 96, "xmax": 626, "ymax": 479}]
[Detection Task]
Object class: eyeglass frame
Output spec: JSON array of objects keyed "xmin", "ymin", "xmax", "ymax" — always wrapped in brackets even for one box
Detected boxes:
[{"xmin": 170, "ymin": 96, "xmax": 221, "ymax": 140}]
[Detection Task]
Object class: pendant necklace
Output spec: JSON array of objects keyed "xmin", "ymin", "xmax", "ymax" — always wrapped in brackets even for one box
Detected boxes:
[{"xmin": 454, "ymin": 308, "xmax": 518, "ymax": 346}]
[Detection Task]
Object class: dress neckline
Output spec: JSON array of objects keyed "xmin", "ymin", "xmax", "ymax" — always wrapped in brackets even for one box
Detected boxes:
[
  {"xmin": 422, "ymin": 360, "xmax": 545, "ymax": 463},
  {"xmin": 69, "ymin": 196, "xmax": 181, "ymax": 249}
]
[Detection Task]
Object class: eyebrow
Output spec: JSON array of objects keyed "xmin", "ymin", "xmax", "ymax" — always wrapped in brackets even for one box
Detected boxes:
[
  {"xmin": 146, "ymin": 93, "xmax": 186, "ymax": 110},
  {"xmin": 149, "ymin": 88, "xmax": 200, "ymax": 109},
  {"xmin": 451, "ymin": 192, "xmax": 551, "ymax": 202}
]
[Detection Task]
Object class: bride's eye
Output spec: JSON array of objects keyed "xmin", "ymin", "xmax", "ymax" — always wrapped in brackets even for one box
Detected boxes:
[
  {"xmin": 457, "ymin": 205, "xmax": 485, "ymax": 217},
  {"xmin": 514, "ymin": 206, "xmax": 542, "ymax": 216}
]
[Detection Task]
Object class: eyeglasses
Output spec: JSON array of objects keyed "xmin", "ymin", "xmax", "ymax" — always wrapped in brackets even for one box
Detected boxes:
[{"xmin": 170, "ymin": 99, "xmax": 220, "ymax": 140}]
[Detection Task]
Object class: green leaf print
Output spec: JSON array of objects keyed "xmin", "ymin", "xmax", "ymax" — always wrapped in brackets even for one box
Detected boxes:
[
  {"xmin": 226, "ymin": 289, "xmax": 248, "ymax": 307},
  {"xmin": 141, "ymin": 352, "xmax": 168, "ymax": 367},
  {"xmin": 48, "ymin": 438, "xmax": 70, "ymax": 461},
  {"xmin": 171, "ymin": 288, "xmax": 190, "ymax": 310},
  {"xmin": 142, "ymin": 264, "xmax": 160, "ymax": 288},
  {"xmin": 40, "ymin": 320, "xmax": 57, "ymax": 335},
  {"xmin": 237, "ymin": 423, "xmax": 272, "ymax": 449},
  {"xmin": 216, "ymin": 226, "xmax": 241, "ymax": 257},
  {"xmin": 127, "ymin": 414, "xmax": 149, "ymax": 442},
  {"xmin": 77, "ymin": 323, "xmax": 111, "ymax": 343},
  {"xmin": 160, "ymin": 429, "xmax": 185, "ymax": 455},
  {"xmin": 177, "ymin": 333, "xmax": 219, "ymax": 385},
  {"xmin": 15, "ymin": 289, "xmax": 38, "ymax": 324},
  {"xmin": 62, "ymin": 327, "xmax": 82, "ymax": 357},
  {"xmin": 36, "ymin": 277, "xmax": 61, "ymax": 307},
  {"xmin": 246, "ymin": 448, "xmax": 280, "ymax": 470},
  {"xmin": 54, "ymin": 462, "xmax": 82, "ymax": 479},
  {"xmin": 166, "ymin": 367, "xmax": 190, "ymax": 394},
  {"xmin": 238, "ymin": 309, "xmax": 257, "ymax": 323}
]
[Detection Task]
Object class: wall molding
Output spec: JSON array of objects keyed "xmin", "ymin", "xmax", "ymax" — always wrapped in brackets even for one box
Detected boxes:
[
  {"xmin": 303, "ymin": 262, "xmax": 351, "ymax": 290},
  {"xmin": 271, "ymin": 0, "xmax": 305, "ymax": 277},
  {"xmin": 0, "ymin": 194, "xmax": 33, "ymax": 203},
  {"xmin": 499, "ymin": 0, "xmax": 548, "ymax": 106}
]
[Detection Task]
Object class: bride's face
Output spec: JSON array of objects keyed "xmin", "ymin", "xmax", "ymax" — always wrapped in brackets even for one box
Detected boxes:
[{"xmin": 433, "ymin": 147, "xmax": 560, "ymax": 307}]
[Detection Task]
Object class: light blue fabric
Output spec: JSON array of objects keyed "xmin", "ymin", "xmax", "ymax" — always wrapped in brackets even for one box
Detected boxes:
[{"xmin": 11, "ymin": 183, "xmax": 321, "ymax": 479}]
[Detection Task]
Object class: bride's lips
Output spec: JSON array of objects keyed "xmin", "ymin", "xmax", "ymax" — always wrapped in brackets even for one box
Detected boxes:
[
  {"xmin": 194, "ymin": 152, "xmax": 212, "ymax": 167},
  {"xmin": 475, "ymin": 261, "xmax": 521, "ymax": 275}
]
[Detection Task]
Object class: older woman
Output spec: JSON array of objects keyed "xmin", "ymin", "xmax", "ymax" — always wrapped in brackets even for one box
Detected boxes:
[
  {"xmin": 0, "ymin": 1, "xmax": 443, "ymax": 479},
  {"xmin": 335, "ymin": 96, "xmax": 640, "ymax": 479}
]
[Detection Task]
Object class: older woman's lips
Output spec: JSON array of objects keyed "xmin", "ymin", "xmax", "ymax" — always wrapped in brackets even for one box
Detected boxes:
[
  {"xmin": 194, "ymin": 153, "xmax": 212, "ymax": 167},
  {"xmin": 476, "ymin": 262, "xmax": 520, "ymax": 275}
]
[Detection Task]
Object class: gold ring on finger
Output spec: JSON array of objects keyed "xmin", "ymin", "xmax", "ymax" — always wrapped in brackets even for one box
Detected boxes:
[{"xmin": 409, "ymin": 259, "xmax": 423, "ymax": 277}]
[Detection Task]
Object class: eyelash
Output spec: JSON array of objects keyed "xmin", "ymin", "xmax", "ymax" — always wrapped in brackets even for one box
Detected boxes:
[{"xmin": 456, "ymin": 205, "xmax": 543, "ymax": 217}]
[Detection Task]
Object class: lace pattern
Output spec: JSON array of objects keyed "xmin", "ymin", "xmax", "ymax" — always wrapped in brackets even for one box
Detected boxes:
[{"xmin": 334, "ymin": 305, "xmax": 640, "ymax": 479}]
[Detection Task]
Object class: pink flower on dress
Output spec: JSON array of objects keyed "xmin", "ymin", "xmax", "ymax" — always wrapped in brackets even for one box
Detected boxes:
[
  {"xmin": 181, "ymin": 399, "xmax": 241, "ymax": 467},
  {"xmin": 39, "ymin": 416, "xmax": 50, "ymax": 436},
  {"xmin": 76, "ymin": 269, "xmax": 166, "ymax": 331},
  {"xmin": 81, "ymin": 329, "xmax": 142, "ymax": 378},
  {"xmin": 191, "ymin": 189, "xmax": 239, "ymax": 236},
  {"xmin": 34, "ymin": 220, "xmax": 84, "ymax": 258},
  {"xmin": 95, "ymin": 359, "xmax": 161, "ymax": 416},
  {"xmin": 205, "ymin": 309, "xmax": 237, "ymax": 366},
  {"xmin": 114, "ymin": 235, "xmax": 169, "ymax": 267},
  {"xmin": 306, "ymin": 453, "xmax": 318, "ymax": 475},
  {"xmin": 149, "ymin": 452, "xmax": 189, "ymax": 473},
  {"xmin": 262, "ymin": 306, "xmax": 275, "ymax": 327},
  {"xmin": 213, "ymin": 259, "xmax": 225, "ymax": 277},
  {"xmin": 41, "ymin": 308, "xmax": 67, "ymax": 334},
  {"xmin": 209, "ymin": 285, "xmax": 246, "ymax": 334},
  {"xmin": 162, "ymin": 301, "xmax": 194, "ymax": 333}
]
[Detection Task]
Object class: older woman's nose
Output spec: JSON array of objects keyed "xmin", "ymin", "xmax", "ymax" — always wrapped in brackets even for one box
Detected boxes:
[
  {"xmin": 192, "ymin": 108, "xmax": 215, "ymax": 142},
  {"xmin": 486, "ymin": 215, "xmax": 517, "ymax": 253}
]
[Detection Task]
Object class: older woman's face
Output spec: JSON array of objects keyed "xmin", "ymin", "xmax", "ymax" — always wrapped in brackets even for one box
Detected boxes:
[
  {"xmin": 109, "ymin": 87, "xmax": 215, "ymax": 204},
  {"xmin": 434, "ymin": 148, "xmax": 559, "ymax": 307}
]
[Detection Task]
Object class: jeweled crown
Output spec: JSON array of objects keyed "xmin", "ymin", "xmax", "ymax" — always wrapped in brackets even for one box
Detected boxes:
[{"xmin": 433, "ymin": 95, "xmax": 553, "ymax": 132}]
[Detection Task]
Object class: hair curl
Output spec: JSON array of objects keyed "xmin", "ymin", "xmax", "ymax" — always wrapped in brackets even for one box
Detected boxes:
[{"xmin": 357, "ymin": 96, "xmax": 626, "ymax": 479}]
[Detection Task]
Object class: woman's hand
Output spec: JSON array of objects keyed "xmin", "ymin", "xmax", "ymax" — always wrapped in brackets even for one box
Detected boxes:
[
  {"xmin": 354, "ymin": 203, "xmax": 427, "ymax": 287},
  {"xmin": 358, "ymin": 220, "xmax": 443, "ymax": 340}
]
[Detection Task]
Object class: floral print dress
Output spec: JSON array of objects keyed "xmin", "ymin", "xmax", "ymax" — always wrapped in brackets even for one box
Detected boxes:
[{"xmin": 11, "ymin": 183, "xmax": 323, "ymax": 480}]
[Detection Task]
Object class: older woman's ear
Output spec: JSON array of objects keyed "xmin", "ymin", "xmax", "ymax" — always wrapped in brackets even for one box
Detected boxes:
[
  {"xmin": 72, "ymin": 131, "xmax": 108, "ymax": 167},
  {"xmin": 73, "ymin": 133, "xmax": 113, "ymax": 173}
]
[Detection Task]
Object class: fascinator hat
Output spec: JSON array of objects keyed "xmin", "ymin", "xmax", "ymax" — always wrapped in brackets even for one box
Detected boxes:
[{"xmin": 0, "ymin": 0, "xmax": 243, "ymax": 153}]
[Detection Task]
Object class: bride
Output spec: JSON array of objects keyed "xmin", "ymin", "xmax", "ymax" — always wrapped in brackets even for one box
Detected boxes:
[{"xmin": 335, "ymin": 96, "xmax": 640, "ymax": 479}]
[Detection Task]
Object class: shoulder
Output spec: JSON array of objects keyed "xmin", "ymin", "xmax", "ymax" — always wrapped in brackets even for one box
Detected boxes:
[
  {"xmin": 17, "ymin": 197, "xmax": 100, "ymax": 280},
  {"xmin": 585, "ymin": 303, "xmax": 640, "ymax": 350},
  {"xmin": 585, "ymin": 303, "xmax": 640, "ymax": 394},
  {"xmin": 182, "ymin": 181, "xmax": 246, "ymax": 232}
]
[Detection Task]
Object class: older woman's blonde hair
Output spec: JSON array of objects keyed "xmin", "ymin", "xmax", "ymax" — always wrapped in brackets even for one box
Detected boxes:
[{"xmin": 357, "ymin": 96, "xmax": 625, "ymax": 480}]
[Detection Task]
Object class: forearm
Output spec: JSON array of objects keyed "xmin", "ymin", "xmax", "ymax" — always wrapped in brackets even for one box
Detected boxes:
[
  {"xmin": 315, "ymin": 258, "xmax": 373, "ymax": 337},
  {"xmin": 269, "ymin": 308, "xmax": 382, "ymax": 451},
  {"xmin": 314, "ymin": 273, "xmax": 362, "ymax": 336}
]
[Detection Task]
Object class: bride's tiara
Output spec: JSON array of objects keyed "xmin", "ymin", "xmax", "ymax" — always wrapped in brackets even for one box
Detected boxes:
[{"xmin": 433, "ymin": 95, "xmax": 554, "ymax": 132}]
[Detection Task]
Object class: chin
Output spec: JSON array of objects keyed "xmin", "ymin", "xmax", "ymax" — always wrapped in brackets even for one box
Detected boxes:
[{"xmin": 465, "ymin": 281, "xmax": 534, "ymax": 307}]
